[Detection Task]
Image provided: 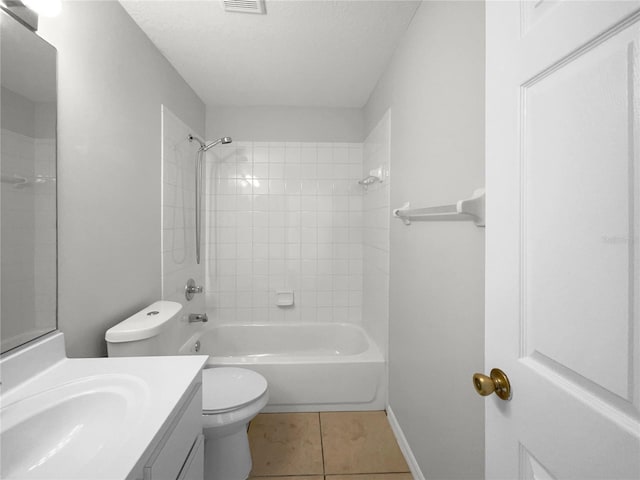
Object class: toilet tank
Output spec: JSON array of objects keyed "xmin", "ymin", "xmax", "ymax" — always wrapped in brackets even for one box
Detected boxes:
[{"xmin": 106, "ymin": 301, "xmax": 182, "ymax": 357}]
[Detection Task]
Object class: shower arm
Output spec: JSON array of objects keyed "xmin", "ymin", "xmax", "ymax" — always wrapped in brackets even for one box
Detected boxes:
[
  {"xmin": 188, "ymin": 133, "xmax": 206, "ymax": 150},
  {"xmin": 189, "ymin": 134, "xmax": 231, "ymax": 152}
]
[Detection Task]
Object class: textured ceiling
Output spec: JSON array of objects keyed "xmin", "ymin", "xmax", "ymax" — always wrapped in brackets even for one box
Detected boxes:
[{"xmin": 119, "ymin": 0, "xmax": 420, "ymax": 108}]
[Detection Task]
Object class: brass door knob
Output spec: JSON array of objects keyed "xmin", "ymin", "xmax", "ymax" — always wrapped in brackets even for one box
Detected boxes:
[{"xmin": 472, "ymin": 368, "xmax": 511, "ymax": 400}]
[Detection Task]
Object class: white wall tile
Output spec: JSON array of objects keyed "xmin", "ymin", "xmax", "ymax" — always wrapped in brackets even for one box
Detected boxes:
[
  {"xmin": 269, "ymin": 146, "xmax": 286, "ymax": 163},
  {"xmin": 317, "ymin": 147, "xmax": 333, "ymax": 164},
  {"xmin": 361, "ymin": 110, "xmax": 390, "ymax": 359},
  {"xmin": 161, "ymin": 108, "xmax": 206, "ymax": 332},
  {"xmin": 207, "ymin": 141, "xmax": 365, "ymax": 324}
]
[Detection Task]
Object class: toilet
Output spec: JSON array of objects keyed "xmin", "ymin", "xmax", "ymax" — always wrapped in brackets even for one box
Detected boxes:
[
  {"xmin": 201, "ymin": 367, "xmax": 268, "ymax": 480},
  {"xmin": 105, "ymin": 301, "xmax": 268, "ymax": 480}
]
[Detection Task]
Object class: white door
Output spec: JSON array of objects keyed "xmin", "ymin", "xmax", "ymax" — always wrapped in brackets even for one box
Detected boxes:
[{"xmin": 486, "ymin": 1, "xmax": 640, "ymax": 479}]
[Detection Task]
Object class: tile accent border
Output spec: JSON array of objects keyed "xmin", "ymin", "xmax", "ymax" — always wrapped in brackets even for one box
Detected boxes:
[{"xmin": 386, "ymin": 406, "xmax": 425, "ymax": 480}]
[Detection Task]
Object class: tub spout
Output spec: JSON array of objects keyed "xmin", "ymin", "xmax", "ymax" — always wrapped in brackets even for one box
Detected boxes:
[{"xmin": 188, "ymin": 313, "xmax": 208, "ymax": 323}]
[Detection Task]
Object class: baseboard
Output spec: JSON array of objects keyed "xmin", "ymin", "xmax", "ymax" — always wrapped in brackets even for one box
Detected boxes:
[{"xmin": 386, "ymin": 405, "xmax": 426, "ymax": 480}]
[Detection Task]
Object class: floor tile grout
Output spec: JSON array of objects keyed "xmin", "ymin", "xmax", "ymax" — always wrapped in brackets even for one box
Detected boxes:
[
  {"xmin": 318, "ymin": 412, "xmax": 325, "ymax": 476},
  {"xmin": 251, "ymin": 475, "xmax": 412, "ymax": 478}
]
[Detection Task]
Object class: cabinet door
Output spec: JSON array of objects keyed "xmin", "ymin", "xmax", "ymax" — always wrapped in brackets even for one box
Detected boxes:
[
  {"xmin": 177, "ymin": 435, "xmax": 204, "ymax": 480},
  {"xmin": 144, "ymin": 384, "xmax": 203, "ymax": 480}
]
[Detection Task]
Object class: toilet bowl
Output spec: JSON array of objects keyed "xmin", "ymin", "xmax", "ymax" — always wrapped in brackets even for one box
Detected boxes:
[
  {"xmin": 105, "ymin": 301, "xmax": 269, "ymax": 480},
  {"xmin": 202, "ymin": 367, "xmax": 268, "ymax": 480}
]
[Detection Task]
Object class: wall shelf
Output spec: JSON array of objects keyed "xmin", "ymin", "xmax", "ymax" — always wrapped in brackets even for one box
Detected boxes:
[
  {"xmin": 358, "ymin": 166, "xmax": 386, "ymax": 189},
  {"xmin": 393, "ymin": 188, "xmax": 485, "ymax": 227}
]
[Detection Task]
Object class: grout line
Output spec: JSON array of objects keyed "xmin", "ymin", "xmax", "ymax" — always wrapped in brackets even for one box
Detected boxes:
[
  {"xmin": 318, "ymin": 412, "xmax": 326, "ymax": 476},
  {"xmin": 248, "ymin": 475, "xmax": 328, "ymax": 478}
]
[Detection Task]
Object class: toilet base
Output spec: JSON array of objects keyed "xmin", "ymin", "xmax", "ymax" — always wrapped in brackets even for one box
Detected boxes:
[{"xmin": 204, "ymin": 428, "xmax": 252, "ymax": 480}]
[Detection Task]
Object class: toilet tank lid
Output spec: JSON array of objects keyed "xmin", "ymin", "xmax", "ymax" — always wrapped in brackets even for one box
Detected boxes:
[{"xmin": 105, "ymin": 301, "xmax": 183, "ymax": 343}]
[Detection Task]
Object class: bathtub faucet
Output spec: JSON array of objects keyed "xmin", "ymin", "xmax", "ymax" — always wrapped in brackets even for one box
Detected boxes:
[{"xmin": 188, "ymin": 313, "xmax": 208, "ymax": 323}]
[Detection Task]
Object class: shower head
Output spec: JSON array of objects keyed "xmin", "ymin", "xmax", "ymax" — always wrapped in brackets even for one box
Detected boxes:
[
  {"xmin": 202, "ymin": 137, "xmax": 232, "ymax": 151},
  {"xmin": 188, "ymin": 134, "xmax": 232, "ymax": 151}
]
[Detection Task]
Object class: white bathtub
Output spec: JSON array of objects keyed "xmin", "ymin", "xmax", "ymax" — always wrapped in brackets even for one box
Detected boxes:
[{"xmin": 180, "ymin": 323, "xmax": 386, "ymax": 412}]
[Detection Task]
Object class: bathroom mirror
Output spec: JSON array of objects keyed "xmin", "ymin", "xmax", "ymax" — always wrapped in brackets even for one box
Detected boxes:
[{"xmin": 1, "ymin": 9, "xmax": 57, "ymax": 354}]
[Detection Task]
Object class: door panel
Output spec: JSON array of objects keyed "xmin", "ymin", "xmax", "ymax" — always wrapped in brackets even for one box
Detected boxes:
[
  {"xmin": 523, "ymin": 23, "xmax": 637, "ymax": 401},
  {"xmin": 520, "ymin": 445, "xmax": 557, "ymax": 480},
  {"xmin": 486, "ymin": 1, "xmax": 640, "ymax": 478}
]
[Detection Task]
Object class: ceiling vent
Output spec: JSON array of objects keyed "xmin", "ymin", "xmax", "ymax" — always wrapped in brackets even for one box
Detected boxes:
[{"xmin": 222, "ymin": 0, "xmax": 266, "ymax": 14}]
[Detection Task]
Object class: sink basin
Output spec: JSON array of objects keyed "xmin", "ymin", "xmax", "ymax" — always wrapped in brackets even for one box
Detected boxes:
[
  {"xmin": 1, "ymin": 374, "xmax": 149, "ymax": 479},
  {"xmin": 0, "ymin": 333, "xmax": 207, "ymax": 479}
]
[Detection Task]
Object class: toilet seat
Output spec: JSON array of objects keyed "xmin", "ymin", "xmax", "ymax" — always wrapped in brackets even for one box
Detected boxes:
[
  {"xmin": 202, "ymin": 367, "xmax": 268, "ymax": 414},
  {"xmin": 200, "ymin": 368, "xmax": 269, "ymax": 480}
]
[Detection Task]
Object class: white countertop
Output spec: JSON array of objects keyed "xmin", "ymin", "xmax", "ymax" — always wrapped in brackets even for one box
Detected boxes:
[{"xmin": 0, "ymin": 332, "xmax": 208, "ymax": 479}]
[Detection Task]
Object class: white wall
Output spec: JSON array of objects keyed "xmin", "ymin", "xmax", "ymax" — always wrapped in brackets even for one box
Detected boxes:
[
  {"xmin": 206, "ymin": 106, "xmax": 364, "ymax": 143},
  {"xmin": 364, "ymin": 2, "xmax": 485, "ymax": 478},
  {"xmin": 38, "ymin": 1, "xmax": 205, "ymax": 357}
]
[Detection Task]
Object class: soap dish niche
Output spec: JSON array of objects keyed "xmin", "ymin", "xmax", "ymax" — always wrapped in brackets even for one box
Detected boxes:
[{"xmin": 275, "ymin": 290, "xmax": 294, "ymax": 307}]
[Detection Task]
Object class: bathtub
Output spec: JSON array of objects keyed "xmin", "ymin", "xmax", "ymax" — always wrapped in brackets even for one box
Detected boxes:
[{"xmin": 180, "ymin": 323, "xmax": 386, "ymax": 412}]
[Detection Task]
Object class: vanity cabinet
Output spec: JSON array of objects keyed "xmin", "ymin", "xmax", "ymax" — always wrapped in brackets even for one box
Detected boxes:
[
  {"xmin": 177, "ymin": 434, "xmax": 205, "ymax": 480},
  {"xmin": 0, "ymin": 332, "xmax": 208, "ymax": 480},
  {"xmin": 138, "ymin": 382, "xmax": 204, "ymax": 480}
]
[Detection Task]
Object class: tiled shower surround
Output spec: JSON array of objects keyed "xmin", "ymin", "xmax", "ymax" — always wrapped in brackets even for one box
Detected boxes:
[
  {"xmin": 205, "ymin": 142, "xmax": 365, "ymax": 324},
  {"xmin": 362, "ymin": 111, "xmax": 391, "ymax": 356},
  {"xmin": 161, "ymin": 106, "xmax": 205, "ymax": 314}
]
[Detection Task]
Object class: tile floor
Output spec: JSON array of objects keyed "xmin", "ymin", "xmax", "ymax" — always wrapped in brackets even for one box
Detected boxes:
[{"xmin": 248, "ymin": 411, "xmax": 413, "ymax": 480}]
